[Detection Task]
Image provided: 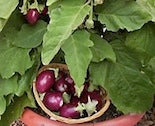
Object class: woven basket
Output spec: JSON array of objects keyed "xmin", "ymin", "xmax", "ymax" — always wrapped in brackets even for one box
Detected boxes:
[{"xmin": 33, "ymin": 63, "xmax": 110, "ymax": 124}]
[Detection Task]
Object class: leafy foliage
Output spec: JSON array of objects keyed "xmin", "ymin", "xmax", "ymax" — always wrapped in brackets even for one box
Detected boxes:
[
  {"xmin": 0, "ymin": 96, "xmax": 6, "ymax": 115},
  {"xmin": 96, "ymin": 0, "xmax": 151, "ymax": 31},
  {"xmin": 95, "ymin": 61, "xmax": 154, "ymax": 113},
  {"xmin": 148, "ymin": 57, "xmax": 155, "ymax": 72},
  {"xmin": 46, "ymin": 0, "xmax": 59, "ymax": 6},
  {"xmin": 137, "ymin": 0, "xmax": 155, "ymax": 22},
  {"xmin": 0, "ymin": 0, "xmax": 18, "ymax": 19},
  {"xmin": 0, "ymin": 0, "xmax": 18, "ymax": 31},
  {"xmin": 0, "ymin": 18, "xmax": 7, "ymax": 31},
  {"xmin": 126, "ymin": 23, "xmax": 155, "ymax": 57},
  {"xmin": 0, "ymin": 76, "xmax": 18, "ymax": 96},
  {"xmin": 143, "ymin": 57, "xmax": 155, "ymax": 85},
  {"xmin": 5, "ymin": 94, "xmax": 14, "ymax": 106},
  {"xmin": 0, "ymin": 12, "xmax": 34, "ymax": 78},
  {"xmin": 0, "ymin": 0, "xmax": 155, "ymax": 123},
  {"xmin": 42, "ymin": 0, "xmax": 91, "ymax": 65},
  {"xmin": 0, "ymin": 94, "xmax": 34, "ymax": 126},
  {"xmin": 90, "ymin": 33, "xmax": 116, "ymax": 62},
  {"xmin": 16, "ymin": 49, "xmax": 41, "ymax": 96},
  {"xmin": 0, "ymin": 76, "xmax": 18, "ymax": 116},
  {"xmin": 90, "ymin": 41, "xmax": 155, "ymax": 113},
  {"xmin": 2, "ymin": 9, "xmax": 25, "ymax": 32},
  {"xmin": 62, "ymin": 30, "xmax": 93, "ymax": 87},
  {"xmin": 0, "ymin": 34, "xmax": 33, "ymax": 78},
  {"xmin": 13, "ymin": 21, "xmax": 47, "ymax": 49},
  {"xmin": 89, "ymin": 62, "xmax": 107, "ymax": 86}
]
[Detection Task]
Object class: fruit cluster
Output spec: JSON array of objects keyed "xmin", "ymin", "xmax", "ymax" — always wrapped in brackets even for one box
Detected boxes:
[{"xmin": 36, "ymin": 68, "xmax": 104, "ymax": 119}]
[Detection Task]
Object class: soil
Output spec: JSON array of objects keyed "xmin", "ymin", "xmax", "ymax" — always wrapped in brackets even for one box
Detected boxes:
[
  {"xmin": 10, "ymin": 120, "xmax": 25, "ymax": 126},
  {"xmin": 10, "ymin": 102, "xmax": 155, "ymax": 126},
  {"xmin": 93, "ymin": 104, "xmax": 123, "ymax": 123}
]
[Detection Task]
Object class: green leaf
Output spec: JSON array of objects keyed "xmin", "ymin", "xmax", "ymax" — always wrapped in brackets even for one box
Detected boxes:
[
  {"xmin": 137, "ymin": 0, "xmax": 155, "ymax": 22},
  {"xmin": 96, "ymin": 0, "xmax": 151, "ymax": 31},
  {"xmin": 0, "ymin": 9, "xmax": 24, "ymax": 32},
  {"xmin": 148, "ymin": 57, "xmax": 155, "ymax": 71},
  {"xmin": 148, "ymin": 57, "xmax": 155, "ymax": 84},
  {"xmin": 0, "ymin": 0, "xmax": 18, "ymax": 31},
  {"xmin": 90, "ymin": 41, "xmax": 155, "ymax": 113},
  {"xmin": 16, "ymin": 68, "xmax": 36, "ymax": 97},
  {"xmin": 104, "ymin": 61, "xmax": 154, "ymax": 113},
  {"xmin": 125, "ymin": 23, "xmax": 155, "ymax": 57},
  {"xmin": 90, "ymin": 34, "xmax": 116, "ymax": 62},
  {"xmin": 0, "ymin": 0, "xmax": 18, "ymax": 19},
  {"xmin": 42, "ymin": 0, "xmax": 91, "ymax": 65},
  {"xmin": 13, "ymin": 21, "xmax": 47, "ymax": 49},
  {"xmin": 5, "ymin": 94, "xmax": 14, "ymax": 106},
  {"xmin": 62, "ymin": 30, "xmax": 93, "ymax": 87},
  {"xmin": 47, "ymin": 0, "xmax": 59, "ymax": 6},
  {"xmin": 48, "ymin": 0, "xmax": 61, "ymax": 15},
  {"xmin": 0, "ymin": 44, "xmax": 33, "ymax": 79},
  {"xmin": 0, "ymin": 94, "xmax": 34, "ymax": 126},
  {"xmin": 0, "ymin": 96, "xmax": 6, "ymax": 115},
  {"xmin": 3, "ymin": 9, "xmax": 25, "ymax": 32},
  {"xmin": 143, "ymin": 57, "xmax": 155, "ymax": 84},
  {"xmin": 0, "ymin": 32, "xmax": 33, "ymax": 78},
  {"xmin": 0, "ymin": 24, "xmax": 34, "ymax": 79},
  {"xmin": 26, "ymin": 90, "xmax": 36, "ymax": 108},
  {"xmin": 111, "ymin": 40, "xmax": 141, "ymax": 70},
  {"xmin": 16, "ymin": 50, "xmax": 41, "ymax": 96},
  {"xmin": 89, "ymin": 62, "xmax": 107, "ymax": 86},
  {"xmin": 0, "ymin": 18, "xmax": 7, "ymax": 32},
  {"xmin": 0, "ymin": 76, "xmax": 18, "ymax": 96}
]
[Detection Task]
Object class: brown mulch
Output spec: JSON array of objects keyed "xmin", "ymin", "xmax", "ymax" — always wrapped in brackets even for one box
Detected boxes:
[
  {"xmin": 136, "ymin": 101, "xmax": 155, "ymax": 126},
  {"xmin": 10, "ymin": 120, "xmax": 25, "ymax": 126}
]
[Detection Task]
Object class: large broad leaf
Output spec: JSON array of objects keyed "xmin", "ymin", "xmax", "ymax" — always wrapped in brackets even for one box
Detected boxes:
[
  {"xmin": 0, "ymin": 18, "xmax": 7, "ymax": 32},
  {"xmin": 62, "ymin": 30, "xmax": 93, "ymax": 87},
  {"xmin": 96, "ymin": 61, "xmax": 154, "ymax": 113},
  {"xmin": 89, "ymin": 40, "xmax": 141, "ymax": 86},
  {"xmin": 111, "ymin": 40, "xmax": 141, "ymax": 70},
  {"xmin": 143, "ymin": 57, "xmax": 155, "ymax": 85},
  {"xmin": 148, "ymin": 57, "xmax": 155, "ymax": 85},
  {"xmin": 89, "ymin": 62, "xmax": 107, "ymax": 86},
  {"xmin": 42, "ymin": 0, "xmax": 91, "ymax": 65},
  {"xmin": 0, "ymin": 45, "xmax": 33, "ymax": 79},
  {"xmin": 5, "ymin": 94, "xmax": 14, "ymax": 106},
  {"xmin": 13, "ymin": 21, "xmax": 47, "ymax": 49},
  {"xmin": 16, "ymin": 67, "xmax": 37, "ymax": 97},
  {"xmin": 0, "ymin": 31, "xmax": 33, "ymax": 79},
  {"xmin": 0, "ymin": 0, "xmax": 18, "ymax": 31},
  {"xmin": 148, "ymin": 57, "xmax": 155, "ymax": 71},
  {"xmin": 0, "ymin": 0, "xmax": 18, "ymax": 19},
  {"xmin": 125, "ymin": 23, "xmax": 155, "ymax": 57},
  {"xmin": 16, "ymin": 50, "xmax": 41, "ymax": 96},
  {"xmin": 89, "ymin": 42, "xmax": 155, "ymax": 113},
  {"xmin": 46, "ymin": 0, "xmax": 59, "ymax": 6},
  {"xmin": 0, "ymin": 94, "xmax": 34, "ymax": 126},
  {"xmin": 96, "ymin": 0, "xmax": 151, "ymax": 32},
  {"xmin": 0, "ymin": 96, "xmax": 6, "ymax": 115},
  {"xmin": 90, "ymin": 34, "xmax": 116, "ymax": 62},
  {"xmin": 3, "ymin": 9, "xmax": 25, "ymax": 32},
  {"xmin": 0, "ymin": 76, "xmax": 18, "ymax": 96},
  {"xmin": 137, "ymin": 0, "xmax": 155, "ymax": 22}
]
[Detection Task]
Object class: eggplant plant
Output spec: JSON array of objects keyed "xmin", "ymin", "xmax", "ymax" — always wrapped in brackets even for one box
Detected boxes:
[{"xmin": 0, "ymin": 0, "xmax": 155, "ymax": 125}]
